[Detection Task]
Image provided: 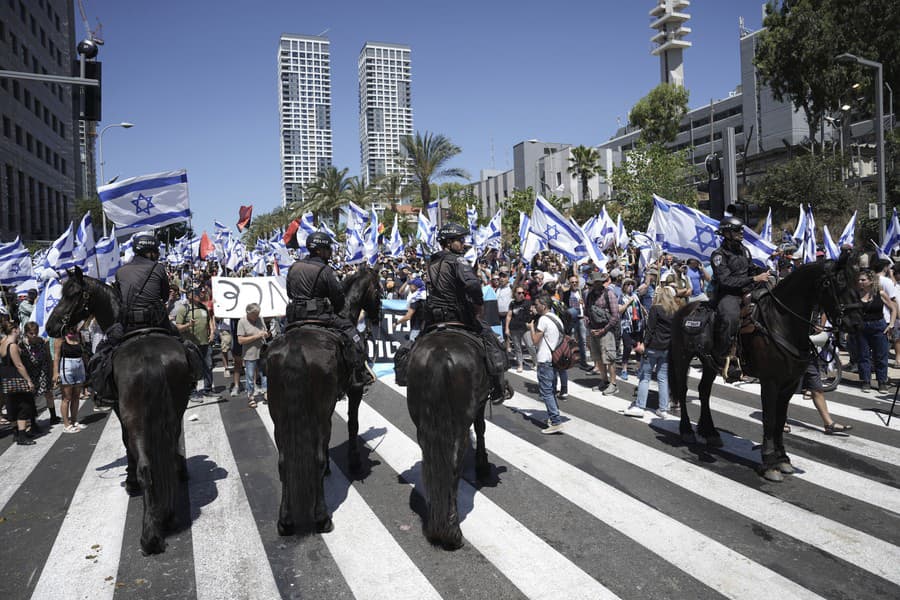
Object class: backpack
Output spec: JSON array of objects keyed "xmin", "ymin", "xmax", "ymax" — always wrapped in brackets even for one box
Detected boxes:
[
  {"xmin": 549, "ymin": 299, "xmax": 574, "ymax": 335},
  {"xmin": 587, "ymin": 290, "xmax": 612, "ymax": 329},
  {"xmin": 543, "ymin": 314, "xmax": 581, "ymax": 370},
  {"xmin": 682, "ymin": 303, "xmax": 716, "ymax": 356}
]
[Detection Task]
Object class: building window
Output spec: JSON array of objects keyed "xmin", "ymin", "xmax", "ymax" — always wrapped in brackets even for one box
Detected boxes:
[
  {"xmin": 2, "ymin": 116, "xmax": 9, "ymax": 137},
  {"xmin": 26, "ymin": 132, "xmax": 32, "ymax": 152},
  {"xmin": 15, "ymin": 124, "xmax": 21, "ymax": 144}
]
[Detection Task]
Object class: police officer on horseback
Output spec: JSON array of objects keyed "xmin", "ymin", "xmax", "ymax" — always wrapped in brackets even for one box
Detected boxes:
[
  {"xmin": 423, "ymin": 222, "xmax": 510, "ymax": 403},
  {"xmin": 115, "ymin": 233, "xmax": 172, "ymax": 333},
  {"xmin": 286, "ymin": 231, "xmax": 374, "ymax": 387},
  {"xmin": 711, "ymin": 216, "xmax": 770, "ymax": 381}
]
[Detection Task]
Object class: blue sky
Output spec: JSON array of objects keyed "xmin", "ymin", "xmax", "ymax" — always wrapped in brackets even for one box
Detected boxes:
[{"xmin": 91, "ymin": 0, "xmax": 767, "ymax": 234}]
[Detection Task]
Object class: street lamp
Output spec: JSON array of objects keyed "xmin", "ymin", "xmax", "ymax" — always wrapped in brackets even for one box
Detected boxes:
[
  {"xmin": 835, "ymin": 53, "xmax": 886, "ymax": 242},
  {"xmin": 98, "ymin": 121, "xmax": 135, "ymax": 235}
]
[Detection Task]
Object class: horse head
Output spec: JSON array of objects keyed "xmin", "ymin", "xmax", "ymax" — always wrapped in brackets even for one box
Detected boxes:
[
  {"xmin": 821, "ymin": 249, "xmax": 863, "ymax": 334},
  {"xmin": 342, "ymin": 267, "xmax": 383, "ymax": 327},
  {"xmin": 46, "ymin": 266, "xmax": 90, "ymax": 338}
]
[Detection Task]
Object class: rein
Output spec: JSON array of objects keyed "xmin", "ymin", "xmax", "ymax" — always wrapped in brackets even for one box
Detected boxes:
[{"xmin": 763, "ymin": 268, "xmax": 858, "ymax": 332}]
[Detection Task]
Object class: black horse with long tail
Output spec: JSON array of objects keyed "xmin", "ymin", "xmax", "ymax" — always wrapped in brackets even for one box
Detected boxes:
[
  {"xmin": 265, "ymin": 267, "xmax": 382, "ymax": 536},
  {"xmin": 668, "ymin": 251, "xmax": 862, "ymax": 482},
  {"xmin": 46, "ymin": 267, "xmax": 192, "ymax": 554}
]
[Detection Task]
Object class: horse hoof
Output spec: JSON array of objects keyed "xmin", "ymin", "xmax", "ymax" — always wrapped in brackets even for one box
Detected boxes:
[
  {"xmin": 704, "ymin": 434, "xmax": 724, "ymax": 448},
  {"xmin": 776, "ymin": 462, "xmax": 794, "ymax": 474},
  {"xmin": 125, "ymin": 480, "xmax": 142, "ymax": 496},
  {"xmin": 277, "ymin": 520, "xmax": 295, "ymax": 537},
  {"xmin": 140, "ymin": 535, "xmax": 166, "ymax": 555},
  {"xmin": 681, "ymin": 432, "xmax": 698, "ymax": 445},
  {"xmin": 316, "ymin": 517, "xmax": 334, "ymax": 534},
  {"xmin": 762, "ymin": 469, "xmax": 784, "ymax": 482}
]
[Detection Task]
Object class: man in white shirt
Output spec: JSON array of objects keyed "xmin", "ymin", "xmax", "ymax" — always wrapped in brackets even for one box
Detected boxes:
[
  {"xmin": 528, "ymin": 293, "xmax": 564, "ymax": 434},
  {"xmin": 495, "ymin": 271, "xmax": 513, "ymax": 347}
]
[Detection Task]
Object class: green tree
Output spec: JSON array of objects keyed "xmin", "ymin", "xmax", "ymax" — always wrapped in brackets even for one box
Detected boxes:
[
  {"xmin": 346, "ymin": 176, "xmax": 376, "ymax": 207},
  {"xmin": 373, "ymin": 172, "xmax": 407, "ymax": 208},
  {"xmin": 755, "ymin": 0, "xmax": 900, "ymax": 145},
  {"xmin": 242, "ymin": 206, "xmax": 292, "ymax": 245},
  {"xmin": 628, "ymin": 82, "xmax": 690, "ymax": 145},
  {"xmin": 302, "ymin": 166, "xmax": 352, "ymax": 222},
  {"xmin": 399, "ymin": 131, "xmax": 470, "ymax": 207},
  {"xmin": 567, "ymin": 145, "xmax": 603, "ymax": 202},
  {"xmin": 608, "ymin": 142, "xmax": 695, "ymax": 231},
  {"xmin": 569, "ymin": 197, "xmax": 606, "ymax": 224}
]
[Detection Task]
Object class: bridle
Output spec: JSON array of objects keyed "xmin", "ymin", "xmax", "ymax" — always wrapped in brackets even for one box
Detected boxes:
[
  {"xmin": 57, "ymin": 280, "xmax": 92, "ymax": 333},
  {"xmin": 765, "ymin": 266, "xmax": 861, "ymax": 332}
]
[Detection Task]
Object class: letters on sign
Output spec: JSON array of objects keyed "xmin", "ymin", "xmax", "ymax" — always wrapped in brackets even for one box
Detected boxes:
[{"xmin": 211, "ymin": 276, "xmax": 289, "ymax": 319}]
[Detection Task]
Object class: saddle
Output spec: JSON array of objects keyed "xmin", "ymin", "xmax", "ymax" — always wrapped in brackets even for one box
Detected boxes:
[
  {"xmin": 394, "ymin": 322, "xmax": 507, "ymax": 387},
  {"xmin": 283, "ymin": 320, "xmax": 356, "ymax": 372}
]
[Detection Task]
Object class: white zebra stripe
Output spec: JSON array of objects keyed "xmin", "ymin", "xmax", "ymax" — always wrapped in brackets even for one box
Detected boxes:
[
  {"xmin": 0, "ymin": 409, "xmax": 62, "ymax": 512},
  {"xmin": 254, "ymin": 404, "xmax": 443, "ymax": 600},
  {"xmin": 30, "ymin": 414, "xmax": 128, "ymax": 600},
  {"xmin": 333, "ymin": 398, "xmax": 620, "ymax": 600}
]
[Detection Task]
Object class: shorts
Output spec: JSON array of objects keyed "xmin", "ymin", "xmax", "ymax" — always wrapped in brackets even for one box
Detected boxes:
[
  {"xmin": 60, "ymin": 356, "xmax": 86, "ymax": 386},
  {"xmin": 590, "ymin": 331, "xmax": 617, "ymax": 363},
  {"xmin": 801, "ymin": 359, "xmax": 824, "ymax": 392},
  {"xmin": 230, "ymin": 320, "xmax": 243, "ymax": 358},
  {"xmin": 219, "ymin": 330, "xmax": 233, "ymax": 353}
]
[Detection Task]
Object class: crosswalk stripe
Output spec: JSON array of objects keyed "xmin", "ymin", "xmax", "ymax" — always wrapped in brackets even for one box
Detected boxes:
[
  {"xmin": 689, "ymin": 368, "xmax": 900, "ymax": 430},
  {"xmin": 184, "ymin": 403, "xmax": 281, "ymax": 600},
  {"xmin": 382, "ymin": 377, "xmax": 825, "ymax": 600},
  {"xmin": 502, "ymin": 378, "xmax": 900, "ymax": 587},
  {"xmin": 333, "ymin": 397, "xmax": 619, "ymax": 600},
  {"xmin": 0, "ymin": 409, "xmax": 63, "ymax": 513},
  {"xmin": 29, "ymin": 413, "xmax": 127, "ymax": 600},
  {"xmin": 253, "ymin": 404, "xmax": 443, "ymax": 600},
  {"xmin": 523, "ymin": 371, "xmax": 900, "ymax": 516}
]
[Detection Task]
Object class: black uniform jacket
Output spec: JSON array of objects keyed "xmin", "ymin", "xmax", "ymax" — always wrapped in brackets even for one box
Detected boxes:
[
  {"xmin": 286, "ymin": 256, "xmax": 345, "ymax": 313},
  {"xmin": 424, "ymin": 250, "xmax": 483, "ymax": 322},
  {"xmin": 710, "ymin": 243, "xmax": 756, "ymax": 296},
  {"xmin": 115, "ymin": 255, "xmax": 169, "ymax": 310}
]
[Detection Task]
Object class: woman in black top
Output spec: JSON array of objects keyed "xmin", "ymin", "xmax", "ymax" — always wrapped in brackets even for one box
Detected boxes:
[
  {"xmin": 625, "ymin": 285, "xmax": 679, "ymax": 418},
  {"xmin": 1, "ymin": 321, "xmax": 38, "ymax": 445},
  {"xmin": 506, "ymin": 287, "xmax": 537, "ymax": 371},
  {"xmin": 856, "ymin": 270, "xmax": 896, "ymax": 392}
]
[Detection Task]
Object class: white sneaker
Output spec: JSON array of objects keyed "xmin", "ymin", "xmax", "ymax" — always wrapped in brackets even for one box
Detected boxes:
[
  {"xmin": 624, "ymin": 404, "xmax": 645, "ymax": 417},
  {"xmin": 230, "ymin": 386, "xmax": 239, "ymax": 397},
  {"xmin": 655, "ymin": 409, "xmax": 671, "ymax": 419},
  {"xmin": 602, "ymin": 384, "xmax": 619, "ymax": 396},
  {"xmin": 73, "ymin": 422, "xmax": 87, "ymax": 430},
  {"xmin": 541, "ymin": 422, "xmax": 564, "ymax": 434}
]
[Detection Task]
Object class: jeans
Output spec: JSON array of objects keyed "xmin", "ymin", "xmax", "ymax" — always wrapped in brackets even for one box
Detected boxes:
[
  {"xmin": 554, "ymin": 367, "xmax": 568, "ymax": 395},
  {"xmin": 537, "ymin": 362, "xmax": 561, "ymax": 425},
  {"xmin": 857, "ymin": 319, "xmax": 889, "ymax": 384},
  {"xmin": 509, "ymin": 329, "xmax": 536, "ymax": 368},
  {"xmin": 636, "ymin": 348, "xmax": 669, "ymax": 411},
  {"xmin": 244, "ymin": 359, "xmax": 267, "ymax": 397},
  {"xmin": 198, "ymin": 344, "xmax": 213, "ymax": 391},
  {"xmin": 568, "ymin": 308, "xmax": 588, "ymax": 365}
]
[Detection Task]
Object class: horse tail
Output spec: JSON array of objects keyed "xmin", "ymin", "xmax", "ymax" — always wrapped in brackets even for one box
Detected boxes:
[
  {"xmin": 137, "ymin": 350, "xmax": 181, "ymax": 553},
  {"xmin": 667, "ymin": 303, "xmax": 695, "ymax": 406}
]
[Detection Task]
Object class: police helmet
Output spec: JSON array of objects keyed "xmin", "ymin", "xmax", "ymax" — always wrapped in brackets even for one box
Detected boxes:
[
  {"xmin": 306, "ymin": 231, "xmax": 333, "ymax": 252},
  {"xmin": 717, "ymin": 216, "xmax": 744, "ymax": 235},
  {"xmin": 437, "ymin": 222, "xmax": 468, "ymax": 244},
  {"xmin": 132, "ymin": 233, "xmax": 160, "ymax": 257}
]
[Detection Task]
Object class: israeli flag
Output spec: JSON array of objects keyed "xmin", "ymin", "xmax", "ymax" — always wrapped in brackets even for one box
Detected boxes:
[
  {"xmin": 416, "ymin": 211, "xmax": 435, "ymax": 251},
  {"xmin": 388, "ymin": 213, "xmax": 405, "ymax": 258},
  {"xmin": 881, "ymin": 208, "xmax": 900, "ymax": 258},
  {"xmin": 318, "ymin": 220, "xmax": 337, "ymax": 239},
  {"xmin": 0, "ymin": 238, "xmax": 34, "ymax": 285},
  {"xmin": 474, "ymin": 209, "xmax": 503, "ymax": 250},
  {"xmin": 270, "ymin": 239, "xmax": 294, "ymax": 273},
  {"xmin": 73, "ymin": 212, "xmax": 97, "ymax": 277},
  {"xmin": 345, "ymin": 202, "xmax": 369, "ymax": 232},
  {"xmin": 225, "ymin": 239, "xmax": 246, "ymax": 271},
  {"xmin": 801, "ymin": 206, "xmax": 817, "ymax": 264},
  {"xmin": 760, "ymin": 207, "xmax": 773, "ymax": 245},
  {"xmin": 364, "ymin": 206, "xmax": 380, "ymax": 266},
  {"xmin": 33, "ymin": 278, "xmax": 62, "ymax": 338},
  {"xmin": 346, "ymin": 227, "xmax": 366, "ymax": 264},
  {"xmin": 426, "ymin": 200, "xmax": 439, "ymax": 226},
  {"xmin": 597, "ymin": 205, "xmax": 617, "ymax": 250},
  {"xmin": 98, "ymin": 169, "xmax": 191, "ymax": 235},
  {"xmin": 616, "ymin": 214, "xmax": 629, "ymax": 249},
  {"xmin": 466, "ymin": 204, "xmax": 479, "ymax": 234},
  {"xmin": 529, "ymin": 195, "xmax": 584, "ymax": 260},
  {"xmin": 518, "ymin": 212, "xmax": 530, "ymax": 242},
  {"xmin": 121, "ymin": 236, "xmax": 134, "ymax": 264},
  {"xmin": 791, "ymin": 204, "xmax": 808, "ymax": 245},
  {"xmin": 42, "ymin": 222, "xmax": 76, "ymax": 272},
  {"xmin": 838, "ymin": 210, "xmax": 857, "ymax": 248},
  {"xmin": 95, "ymin": 228, "xmax": 121, "ymax": 282},
  {"xmin": 213, "ymin": 220, "xmax": 230, "ymax": 241},
  {"xmin": 822, "ymin": 225, "xmax": 840, "ymax": 260}
]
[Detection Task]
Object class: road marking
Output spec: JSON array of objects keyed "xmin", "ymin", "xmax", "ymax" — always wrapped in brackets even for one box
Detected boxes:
[
  {"xmin": 0, "ymin": 409, "xmax": 63, "ymax": 512},
  {"xmin": 185, "ymin": 404, "xmax": 280, "ymax": 600},
  {"xmin": 502, "ymin": 384, "xmax": 900, "ymax": 587},
  {"xmin": 30, "ymin": 414, "xmax": 128, "ymax": 600},
  {"xmin": 334, "ymin": 396, "xmax": 619, "ymax": 600},
  {"xmin": 254, "ymin": 405, "xmax": 442, "ymax": 600}
]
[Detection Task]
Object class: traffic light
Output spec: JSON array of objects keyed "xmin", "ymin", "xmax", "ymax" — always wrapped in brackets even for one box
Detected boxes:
[
  {"xmin": 705, "ymin": 154, "xmax": 724, "ymax": 220},
  {"xmin": 727, "ymin": 202, "xmax": 760, "ymax": 229},
  {"xmin": 81, "ymin": 60, "xmax": 101, "ymax": 121}
]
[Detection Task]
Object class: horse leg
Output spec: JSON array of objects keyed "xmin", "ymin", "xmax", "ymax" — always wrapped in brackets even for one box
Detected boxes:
[
  {"xmin": 697, "ymin": 367, "xmax": 722, "ymax": 447},
  {"xmin": 773, "ymin": 386, "xmax": 794, "ymax": 475},
  {"xmin": 473, "ymin": 405, "xmax": 489, "ymax": 482},
  {"xmin": 346, "ymin": 387, "xmax": 363, "ymax": 473},
  {"xmin": 758, "ymin": 380, "xmax": 784, "ymax": 482},
  {"xmin": 137, "ymin": 448, "xmax": 166, "ymax": 555},
  {"xmin": 276, "ymin": 452, "xmax": 295, "ymax": 536},
  {"xmin": 315, "ymin": 430, "xmax": 334, "ymax": 534},
  {"xmin": 116, "ymin": 408, "xmax": 141, "ymax": 495},
  {"xmin": 423, "ymin": 428, "xmax": 467, "ymax": 551},
  {"xmin": 670, "ymin": 349, "xmax": 696, "ymax": 444}
]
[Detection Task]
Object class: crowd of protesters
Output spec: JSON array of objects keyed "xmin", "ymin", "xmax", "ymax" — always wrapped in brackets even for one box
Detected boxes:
[{"xmin": 2, "ymin": 237, "xmax": 894, "ymax": 442}]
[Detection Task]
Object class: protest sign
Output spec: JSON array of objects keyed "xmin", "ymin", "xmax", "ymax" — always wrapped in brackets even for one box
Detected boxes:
[{"xmin": 212, "ymin": 276, "xmax": 288, "ymax": 319}]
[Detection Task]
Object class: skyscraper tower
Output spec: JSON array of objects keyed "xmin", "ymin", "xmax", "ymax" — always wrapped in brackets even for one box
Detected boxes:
[
  {"xmin": 277, "ymin": 34, "xmax": 332, "ymax": 206},
  {"xmin": 649, "ymin": 0, "xmax": 692, "ymax": 87},
  {"xmin": 358, "ymin": 42, "xmax": 413, "ymax": 187}
]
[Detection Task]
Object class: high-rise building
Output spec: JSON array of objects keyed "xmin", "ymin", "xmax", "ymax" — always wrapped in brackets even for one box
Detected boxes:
[
  {"xmin": 277, "ymin": 33, "xmax": 332, "ymax": 206},
  {"xmin": 0, "ymin": 0, "xmax": 82, "ymax": 242},
  {"xmin": 650, "ymin": 0, "xmax": 692, "ymax": 87},
  {"xmin": 358, "ymin": 42, "xmax": 412, "ymax": 187}
]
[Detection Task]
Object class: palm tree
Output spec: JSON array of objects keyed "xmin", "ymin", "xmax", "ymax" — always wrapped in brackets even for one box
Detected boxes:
[
  {"xmin": 301, "ymin": 166, "xmax": 352, "ymax": 223},
  {"xmin": 399, "ymin": 131, "xmax": 470, "ymax": 210},
  {"xmin": 567, "ymin": 145, "xmax": 602, "ymax": 202},
  {"xmin": 346, "ymin": 176, "xmax": 375, "ymax": 207},
  {"xmin": 374, "ymin": 172, "xmax": 407, "ymax": 210}
]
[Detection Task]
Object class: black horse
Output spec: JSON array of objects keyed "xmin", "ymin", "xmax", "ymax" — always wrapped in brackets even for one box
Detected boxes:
[
  {"xmin": 46, "ymin": 267, "xmax": 192, "ymax": 554},
  {"xmin": 406, "ymin": 328, "xmax": 492, "ymax": 550},
  {"xmin": 266, "ymin": 267, "xmax": 382, "ymax": 536},
  {"xmin": 668, "ymin": 252, "xmax": 862, "ymax": 482}
]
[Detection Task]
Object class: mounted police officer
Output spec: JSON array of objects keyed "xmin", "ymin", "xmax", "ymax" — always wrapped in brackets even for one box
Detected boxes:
[
  {"xmin": 286, "ymin": 231, "xmax": 373, "ymax": 387},
  {"xmin": 115, "ymin": 233, "xmax": 172, "ymax": 333},
  {"xmin": 423, "ymin": 222, "xmax": 510, "ymax": 403},
  {"xmin": 711, "ymin": 216, "xmax": 770, "ymax": 381}
]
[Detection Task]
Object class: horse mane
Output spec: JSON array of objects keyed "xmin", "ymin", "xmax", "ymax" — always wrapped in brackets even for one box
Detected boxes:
[{"xmin": 342, "ymin": 267, "xmax": 382, "ymax": 323}]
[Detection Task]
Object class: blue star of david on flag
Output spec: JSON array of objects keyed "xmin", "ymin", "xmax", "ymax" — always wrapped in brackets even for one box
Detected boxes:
[
  {"xmin": 691, "ymin": 223, "xmax": 718, "ymax": 253},
  {"xmin": 131, "ymin": 193, "xmax": 155, "ymax": 215},
  {"xmin": 47, "ymin": 296, "xmax": 59, "ymax": 310},
  {"xmin": 544, "ymin": 224, "xmax": 560, "ymax": 241},
  {"xmin": 10, "ymin": 264, "xmax": 19, "ymax": 274}
]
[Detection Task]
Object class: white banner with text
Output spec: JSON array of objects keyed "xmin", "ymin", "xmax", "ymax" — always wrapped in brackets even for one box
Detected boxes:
[{"xmin": 211, "ymin": 276, "xmax": 288, "ymax": 319}]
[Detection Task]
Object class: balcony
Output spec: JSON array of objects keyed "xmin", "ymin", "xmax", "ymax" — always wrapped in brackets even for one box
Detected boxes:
[
  {"xmin": 649, "ymin": 11, "xmax": 690, "ymax": 30},
  {"xmin": 649, "ymin": 0, "xmax": 690, "ymax": 18},
  {"xmin": 651, "ymin": 38, "xmax": 693, "ymax": 55},
  {"xmin": 651, "ymin": 25, "xmax": 691, "ymax": 44}
]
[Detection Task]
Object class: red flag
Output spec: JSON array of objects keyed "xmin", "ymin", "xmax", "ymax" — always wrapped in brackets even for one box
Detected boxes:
[
  {"xmin": 283, "ymin": 219, "xmax": 301, "ymax": 249},
  {"xmin": 237, "ymin": 205, "xmax": 253, "ymax": 231},
  {"xmin": 199, "ymin": 232, "xmax": 216, "ymax": 260}
]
